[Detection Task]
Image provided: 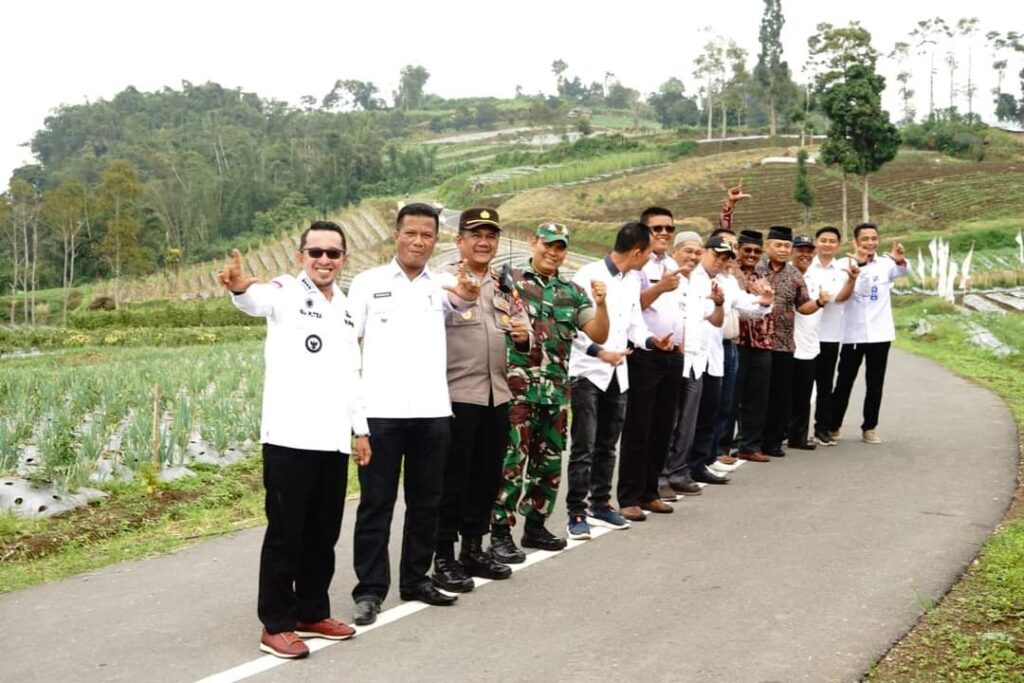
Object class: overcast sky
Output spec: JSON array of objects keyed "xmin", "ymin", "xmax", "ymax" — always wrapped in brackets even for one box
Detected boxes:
[{"xmin": 3, "ymin": 0, "xmax": 1022, "ymax": 184}]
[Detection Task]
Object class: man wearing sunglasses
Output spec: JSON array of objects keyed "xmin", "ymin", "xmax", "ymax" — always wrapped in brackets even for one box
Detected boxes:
[
  {"xmin": 219, "ymin": 220, "xmax": 370, "ymax": 660},
  {"xmin": 347, "ymin": 202, "xmax": 482, "ymax": 624},
  {"xmin": 490, "ymin": 222, "xmax": 609, "ymax": 561}
]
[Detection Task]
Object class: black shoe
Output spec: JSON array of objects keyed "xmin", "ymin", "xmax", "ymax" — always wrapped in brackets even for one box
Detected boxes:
[
  {"xmin": 521, "ymin": 523, "xmax": 567, "ymax": 551},
  {"xmin": 787, "ymin": 440, "xmax": 817, "ymax": 451},
  {"xmin": 813, "ymin": 431, "xmax": 835, "ymax": 447},
  {"xmin": 431, "ymin": 557, "xmax": 475, "ymax": 593},
  {"xmin": 763, "ymin": 447, "xmax": 786, "ymax": 457},
  {"xmin": 460, "ymin": 538, "xmax": 512, "ymax": 580},
  {"xmin": 353, "ymin": 597, "xmax": 381, "ymax": 626},
  {"xmin": 488, "ymin": 528, "xmax": 526, "ymax": 564},
  {"xmin": 691, "ymin": 466, "xmax": 730, "ymax": 485},
  {"xmin": 399, "ymin": 582, "xmax": 458, "ymax": 606}
]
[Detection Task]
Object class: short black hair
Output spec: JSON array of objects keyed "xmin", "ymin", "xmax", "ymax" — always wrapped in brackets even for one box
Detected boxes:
[
  {"xmin": 853, "ymin": 222, "xmax": 878, "ymax": 239},
  {"xmin": 710, "ymin": 227, "xmax": 736, "ymax": 239},
  {"xmin": 639, "ymin": 206, "xmax": 673, "ymax": 226},
  {"xmin": 396, "ymin": 202, "xmax": 440, "ymax": 233},
  {"xmin": 299, "ymin": 220, "xmax": 347, "ymax": 252},
  {"xmin": 815, "ymin": 226, "xmax": 842, "ymax": 240},
  {"xmin": 613, "ymin": 221, "xmax": 651, "ymax": 253}
]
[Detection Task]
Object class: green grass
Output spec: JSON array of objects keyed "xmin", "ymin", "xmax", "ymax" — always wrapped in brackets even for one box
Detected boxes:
[{"xmin": 869, "ymin": 299, "xmax": 1024, "ymax": 681}]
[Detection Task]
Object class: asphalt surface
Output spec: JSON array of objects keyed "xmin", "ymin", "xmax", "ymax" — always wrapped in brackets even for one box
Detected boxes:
[{"xmin": 0, "ymin": 349, "xmax": 1018, "ymax": 683}]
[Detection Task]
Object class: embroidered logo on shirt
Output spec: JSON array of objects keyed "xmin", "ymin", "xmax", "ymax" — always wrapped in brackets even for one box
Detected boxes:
[
  {"xmin": 305, "ymin": 335, "xmax": 323, "ymax": 353},
  {"xmin": 305, "ymin": 298, "xmax": 314, "ymax": 308}
]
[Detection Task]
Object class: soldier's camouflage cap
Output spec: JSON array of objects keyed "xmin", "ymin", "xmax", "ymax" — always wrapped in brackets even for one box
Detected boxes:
[{"xmin": 536, "ymin": 222, "xmax": 570, "ymax": 245}]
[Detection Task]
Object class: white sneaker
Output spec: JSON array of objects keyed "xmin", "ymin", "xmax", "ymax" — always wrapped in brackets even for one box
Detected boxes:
[
  {"xmin": 709, "ymin": 461, "xmax": 735, "ymax": 473},
  {"xmin": 862, "ymin": 429, "xmax": 881, "ymax": 444},
  {"xmin": 828, "ymin": 429, "xmax": 842, "ymax": 441}
]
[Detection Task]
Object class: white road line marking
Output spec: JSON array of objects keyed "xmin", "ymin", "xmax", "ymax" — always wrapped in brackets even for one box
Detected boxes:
[{"xmin": 197, "ymin": 461, "xmax": 746, "ymax": 683}]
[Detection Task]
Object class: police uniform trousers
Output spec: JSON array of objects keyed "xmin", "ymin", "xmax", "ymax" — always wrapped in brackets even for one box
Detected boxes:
[
  {"xmin": 352, "ymin": 417, "xmax": 450, "ymax": 601},
  {"xmin": 258, "ymin": 443, "xmax": 348, "ymax": 634},
  {"xmin": 437, "ymin": 400, "xmax": 509, "ymax": 546},
  {"xmin": 830, "ymin": 341, "xmax": 891, "ymax": 432},
  {"xmin": 491, "ymin": 399, "xmax": 568, "ymax": 527},
  {"xmin": 617, "ymin": 348, "xmax": 683, "ymax": 507}
]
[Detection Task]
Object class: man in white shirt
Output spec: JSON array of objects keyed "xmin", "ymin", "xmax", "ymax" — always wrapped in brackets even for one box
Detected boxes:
[
  {"xmin": 565, "ymin": 222, "xmax": 671, "ymax": 540},
  {"xmin": 788, "ymin": 235, "xmax": 855, "ymax": 450},
  {"xmin": 811, "ymin": 226, "xmax": 853, "ymax": 447},
  {"xmin": 219, "ymin": 221, "xmax": 371, "ymax": 659},
  {"xmin": 347, "ymin": 203, "xmax": 480, "ymax": 623},
  {"xmin": 829, "ymin": 222, "xmax": 911, "ymax": 444}
]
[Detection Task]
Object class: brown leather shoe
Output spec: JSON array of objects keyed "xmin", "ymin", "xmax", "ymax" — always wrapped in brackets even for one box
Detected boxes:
[
  {"xmin": 260, "ymin": 629, "xmax": 310, "ymax": 659},
  {"xmin": 738, "ymin": 451, "xmax": 770, "ymax": 462},
  {"xmin": 717, "ymin": 454, "xmax": 738, "ymax": 465},
  {"xmin": 640, "ymin": 499, "xmax": 674, "ymax": 514},
  {"xmin": 296, "ymin": 617, "xmax": 356, "ymax": 640},
  {"xmin": 620, "ymin": 505, "xmax": 647, "ymax": 522}
]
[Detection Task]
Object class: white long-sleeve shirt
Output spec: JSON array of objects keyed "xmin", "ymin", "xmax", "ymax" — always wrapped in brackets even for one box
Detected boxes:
[
  {"xmin": 232, "ymin": 272, "xmax": 367, "ymax": 452},
  {"xmin": 707, "ymin": 271, "xmax": 770, "ymax": 376},
  {"xmin": 843, "ymin": 254, "xmax": 912, "ymax": 344},
  {"xmin": 568, "ymin": 256, "xmax": 652, "ymax": 391}
]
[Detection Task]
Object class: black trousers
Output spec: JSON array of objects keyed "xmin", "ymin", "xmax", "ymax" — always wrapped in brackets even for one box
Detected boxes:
[
  {"xmin": 352, "ymin": 417, "xmax": 449, "ymax": 601},
  {"xmin": 258, "ymin": 443, "xmax": 348, "ymax": 634},
  {"xmin": 689, "ymin": 374, "xmax": 723, "ymax": 472},
  {"xmin": 437, "ymin": 401, "xmax": 509, "ymax": 546},
  {"xmin": 814, "ymin": 341, "xmax": 840, "ymax": 435},
  {"xmin": 735, "ymin": 346, "xmax": 772, "ymax": 454},
  {"xmin": 830, "ymin": 341, "xmax": 892, "ymax": 432},
  {"xmin": 762, "ymin": 351, "xmax": 794, "ymax": 452},
  {"xmin": 788, "ymin": 357, "xmax": 818, "ymax": 446},
  {"xmin": 617, "ymin": 349, "xmax": 683, "ymax": 507},
  {"xmin": 567, "ymin": 375, "xmax": 626, "ymax": 516}
]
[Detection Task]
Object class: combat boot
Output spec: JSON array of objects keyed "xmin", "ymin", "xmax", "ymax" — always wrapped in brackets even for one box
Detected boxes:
[
  {"xmin": 487, "ymin": 526, "xmax": 525, "ymax": 564},
  {"xmin": 460, "ymin": 537, "xmax": 512, "ymax": 580},
  {"xmin": 521, "ymin": 519, "xmax": 567, "ymax": 551}
]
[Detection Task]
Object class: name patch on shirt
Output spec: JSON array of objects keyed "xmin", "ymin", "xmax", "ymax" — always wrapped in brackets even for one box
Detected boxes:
[
  {"xmin": 299, "ymin": 308, "xmax": 322, "ymax": 319},
  {"xmin": 373, "ymin": 291, "xmax": 392, "ymax": 299}
]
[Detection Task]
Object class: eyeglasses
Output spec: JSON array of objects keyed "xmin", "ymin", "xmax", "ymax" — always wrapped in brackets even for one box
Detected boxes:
[
  {"xmin": 303, "ymin": 248, "xmax": 345, "ymax": 259},
  {"xmin": 649, "ymin": 225, "xmax": 676, "ymax": 234},
  {"xmin": 740, "ymin": 246, "xmax": 763, "ymax": 255}
]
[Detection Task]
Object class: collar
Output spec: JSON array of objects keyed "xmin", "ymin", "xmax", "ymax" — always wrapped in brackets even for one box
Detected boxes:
[
  {"xmin": 297, "ymin": 272, "xmax": 339, "ymax": 301},
  {"xmin": 388, "ymin": 257, "xmax": 434, "ymax": 281},
  {"xmin": 603, "ymin": 254, "xmax": 621, "ymax": 277},
  {"xmin": 521, "ymin": 260, "xmax": 569, "ymax": 284}
]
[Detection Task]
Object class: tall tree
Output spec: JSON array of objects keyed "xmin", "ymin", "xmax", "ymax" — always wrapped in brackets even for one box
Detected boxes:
[
  {"xmin": 910, "ymin": 18, "xmax": 945, "ymax": 118},
  {"xmin": 95, "ymin": 160, "xmax": 149, "ymax": 308},
  {"xmin": 551, "ymin": 59, "xmax": 568, "ymax": 95},
  {"xmin": 754, "ymin": 0, "xmax": 791, "ymax": 136},
  {"xmin": 694, "ymin": 30, "xmax": 726, "ymax": 140},
  {"xmin": 958, "ymin": 18, "xmax": 980, "ymax": 115},
  {"xmin": 721, "ymin": 41, "xmax": 750, "ymax": 137},
  {"xmin": 394, "ymin": 65, "xmax": 430, "ymax": 111},
  {"xmin": 341, "ymin": 80, "xmax": 384, "ymax": 110},
  {"xmin": 889, "ymin": 41, "xmax": 916, "ymax": 124},
  {"xmin": 42, "ymin": 180, "xmax": 91, "ymax": 324},
  {"xmin": 6, "ymin": 179, "xmax": 42, "ymax": 323},
  {"xmin": 793, "ymin": 148, "xmax": 814, "ymax": 228}
]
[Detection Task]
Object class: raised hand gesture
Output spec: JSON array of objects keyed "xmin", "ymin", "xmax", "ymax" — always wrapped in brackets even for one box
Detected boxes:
[
  {"xmin": 218, "ymin": 249, "xmax": 259, "ymax": 293},
  {"xmin": 444, "ymin": 259, "xmax": 482, "ymax": 303},
  {"xmin": 708, "ymin": 281, "xmax": 725, "ymax": 306},
  {"xmin": 597, "ymin": 348, "xmax": 631, "ymax": 366},
  {"xmin": 591, "ymin": 280, "xmax": 607, "ymax": 306},
  {"xmin": 844, "ymin": 258, "xmax": 861, "ymax": 279},
  {"xmin": 727, "ymin": 179, "xmax": 751, "ymax": 205},
  {"xmin": 818, "ymin": 289, "xmax": 832, "ymax": 305},
  {"xmin": 889, "ymin": 242, "xmax": 906, "ymax": 261},
  {"xmin": 659, "ymin": 265, "xmax": 683, "ymax": 292}
]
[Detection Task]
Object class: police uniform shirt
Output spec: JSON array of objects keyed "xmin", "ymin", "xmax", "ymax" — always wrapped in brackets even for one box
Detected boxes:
[
  {"xmin": 443, "ymin": 266, "xmax": 520, "ymax": 407},
  {"xmin": 348, "ymin": 259, "xmax": 460, "ymax": 419},
  {"xmin": 568, "ymin": 256, "xmax": 653, "ymax": 392},
  {"xmin": 638, "ymin": 252, "xmax": 685, "ymax": 344},
  {"xmin": 842, "ymin": 254, "xmax": 912, "ymax": 345},
  {"xmin": 231, "ymin": 272, "xmax": 367, "ymax": 453},
  {"xmin": 810, "ymin": 255, "xmax": 851, "ymax": 344}
]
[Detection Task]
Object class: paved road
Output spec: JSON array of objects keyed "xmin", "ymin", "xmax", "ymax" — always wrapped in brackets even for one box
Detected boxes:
[{"xmin": 0, "ymin": 349, "xmax": 1018, "ymax": 682}]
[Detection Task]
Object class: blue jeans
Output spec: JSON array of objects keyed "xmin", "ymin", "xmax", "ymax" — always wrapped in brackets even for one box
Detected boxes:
[{"xmin": 712, "ymin": 340, "xmax": 739, "ymax": 458}]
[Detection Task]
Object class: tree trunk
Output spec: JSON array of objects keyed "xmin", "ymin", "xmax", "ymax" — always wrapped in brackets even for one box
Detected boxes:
[
  {"xmin": 841, "ymin": 173, "xmax": 849, "ymax": 241},
  {"xmin": 706, "ymin": 95, "xmax": 714, "ymax": 141},
  {"xmin": 862, "ymin": 174, "xmax": 870, "ymax": 222},
  {"xmin": 929, "ymin": 53, "xmax": 935, "ymax": 117},
  {"xmin": 721, "ymin": 101, "xmax": 727, "ymax": 140},
  {"xmin": 769, "ymin": 97, "xmax": 777, "ymax": 137}
]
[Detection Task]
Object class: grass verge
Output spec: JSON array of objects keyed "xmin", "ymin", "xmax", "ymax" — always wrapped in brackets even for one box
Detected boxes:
[{"xmin": 868, "ymin": 298, "xmax": 1024, "ymax": 681}]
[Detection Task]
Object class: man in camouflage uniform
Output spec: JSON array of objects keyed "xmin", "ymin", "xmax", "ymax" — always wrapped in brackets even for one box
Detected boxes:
[{"xmin": 489, "ymin": 223, "xmax": 609, "ymax": 561}]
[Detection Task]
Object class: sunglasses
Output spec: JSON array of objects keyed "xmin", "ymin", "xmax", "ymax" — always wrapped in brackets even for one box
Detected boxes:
[
  {"xmin": 649, "ymin": 225, "xmax": 676, "ymax": 234},
  {"xmin": 740, "ymin": 246, "xmax": 763, "ymax": 255},
  {"xmin": 303, "ymin": 248, "xmax": 345, "ymax": 259}
]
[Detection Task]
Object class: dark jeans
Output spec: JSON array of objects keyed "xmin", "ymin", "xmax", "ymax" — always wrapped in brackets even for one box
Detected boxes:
[
  {"xmin": 762, "ymin": 351, "xmax": 794, "ymax": 452},
  {"xmin": 258, "ymin": 443, "xmax": 348, "ymax": 634},
  {"xmin": 661, "ymin": 373, "xmax": 703, "ymax": 486},
  {"xmin": 713, "ymin": 340, "xmax": 739, "ymax": 458},
  {"xmin": 691, "ymin": 374, "xmax": 723, "ymax": 471},
  {"xmin": 735, "ymin": 346, "xmax": 771, "ymax": 454},
  {"xmin": 352, "ymin": 417, "xmax": 449, "ymax": 602},
  {"xmin": 437, "ymin": 401, "xmax": 509, "ymax": 546},
  {"xmin": 788, "ymin": 357, "xmax": 818, "ymax": 446},
  {"xmin": 567, "ymin": 376, "xmax": 627, "ymax": 516},
  {"xmin": 814, "ymin": 341, "xmax": 840, "ymax": 435},
  {"xmin": 617, "ymin": 349, "xmax": 683, "ymax": 507},
  {"xmin": 830, "ymin": 341, "xmax": 892, "ymax": 432}
]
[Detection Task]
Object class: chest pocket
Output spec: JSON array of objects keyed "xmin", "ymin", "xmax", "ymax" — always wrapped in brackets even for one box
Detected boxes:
[
  {"xmin": 368, "ymin": 296, "xmax": 395, "ymax": 325},
  {"xmin": 553, "ymin": 307, "xmax": 578, "ymax": 340},
  {"xmin": 449, "ymin": 306, "xmax": 483, "ymax": 327}
]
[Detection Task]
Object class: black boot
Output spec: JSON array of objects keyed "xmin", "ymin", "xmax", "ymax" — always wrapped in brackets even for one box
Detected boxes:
[
  {"xmin": 521, "ymin": 518, "xmax": 567, "ymax": 551},
  {"xmin": 488, "ymin": 525, "xmax": 526, "ymax": 564},
  {"xmin": 460, "ymin": 537, "xmax": 512, "ymax": 580},
  {"xmin": 431, "ymin": 557, "xmax": 475, "ymax": 593}
]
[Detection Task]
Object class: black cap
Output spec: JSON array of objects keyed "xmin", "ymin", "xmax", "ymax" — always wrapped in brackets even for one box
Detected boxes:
[
  {"xmin": 738, "ymin": 229, "xmax": 763, "ymax": 246},
  {"xmin": 767, "ymin": 225, "xmax": 793, "ymax": 242},
  {"xmin": 704, "ymin": 234, "xmax": 736, "ymax": 257},
  {"xmin": 815, "ymin": 226, "xmax": 841, "ymax": 240},
  {"xmin": 793, "ymin": 235, "xmax": 815, "ymax": 249},
  {"xmin": 459, "ymin": 207, "xmax": 501, "ymax": 231}
]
